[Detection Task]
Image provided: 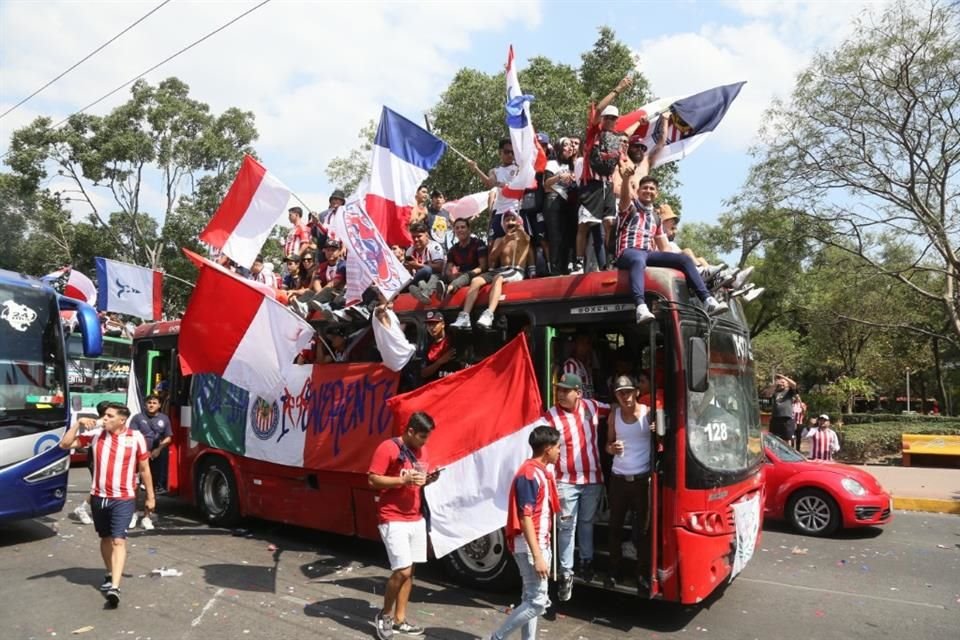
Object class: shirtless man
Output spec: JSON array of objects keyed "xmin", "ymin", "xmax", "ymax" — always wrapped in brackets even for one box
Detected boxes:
[{"xmin": 450, "ymin": 210, "xmax": 534, "ymax": 330}]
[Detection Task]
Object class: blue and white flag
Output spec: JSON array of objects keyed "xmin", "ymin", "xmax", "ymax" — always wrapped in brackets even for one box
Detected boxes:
[
  {"xmin": 94, "ymin": 257, "xmax": 162, "ymax": 321},
  {"xmin": 502, "ymin": 45, "xmax": 542, "ymax": 200}
]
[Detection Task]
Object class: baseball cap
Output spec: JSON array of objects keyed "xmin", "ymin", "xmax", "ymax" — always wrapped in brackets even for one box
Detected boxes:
[
  {"xmin": 819, "ymin": 414, "xmax": 830, "ymax": 420},
  {"xmin": 600, "ymin": 105, "xmax": 620, "ymax": 118},
  {"xmin": 330, "ymin": 189, "xmax": 346, "ymax": 202},
  {"xmin": 285, "ymin": 254, "xmax": 301, "ymax": 262},
  {"xmin": 614, "ymin": 375, "xmax": 636, "ymax": 392},
  {"xmin": 556, "ymin": 373, "xmax": 583, "ymax": 390},
  {"xmin": 324, "ymin": 238, "xmax": 342, "ymax": 249},
  {"xmin": 536, "ymin": 132, "xmax": 550, "ymax": 145},
  {"xmin": 425, "ymin": 310, "xmax": 444, "ymax": 323},
  {"xmin": 658, "ymin": 204, "xmax": 678, "ymax": 222},
  {"xmin": 502, "ymin": 209, "xmax": 520, "ymax": 220}
]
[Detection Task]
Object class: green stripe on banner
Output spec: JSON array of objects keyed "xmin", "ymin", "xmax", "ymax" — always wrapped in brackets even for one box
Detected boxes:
[{"xmin": 191, "ymin": 373, "xmax": 248, "ymax": 456}]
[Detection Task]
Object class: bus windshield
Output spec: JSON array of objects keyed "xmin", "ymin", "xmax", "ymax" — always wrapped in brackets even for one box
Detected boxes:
[
  {"xmin": 0, "ymin": 284, "xmax": 67, "ymax": 415},
  {"xmin": 67, "ymin": 335, "xmax": 131, "ymax": 399},
  {"xmin": 687, "ymin": 329, "xmax": 763, "ymax": 473}
]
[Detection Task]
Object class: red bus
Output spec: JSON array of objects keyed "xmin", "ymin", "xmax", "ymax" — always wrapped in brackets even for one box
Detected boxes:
[{"xmin": 133, "ymin": 267, "xmax": 764, "ymax": 605}]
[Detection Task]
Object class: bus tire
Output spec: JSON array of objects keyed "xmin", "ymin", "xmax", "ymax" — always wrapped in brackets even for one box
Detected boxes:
[
  {"xmin": 787, "ymin": 488, "xmax": 840, "ymax": 537},
  {"xmin": 441, "ymin": 530, "xmax": 518, "ymax": 591},
  {"xmin": 196, "ymin": 457, "xmax": 240, "ymax": 527}
]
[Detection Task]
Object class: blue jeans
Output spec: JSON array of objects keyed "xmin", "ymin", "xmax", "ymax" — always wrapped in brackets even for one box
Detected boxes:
[
  {"xmin": 492, "ymin": 550, "xmax": 551, "ymax": 640},
  {"xmin": 557, "ymin": 482, "xmax": 603, "ymax": 577},
  {"xmin": 410, "ymin": 265, "xmax": 434, "ymax": 285},
  {"xmin": 617, "ymin": 248, "xmax": 711, "ymax": 305}
]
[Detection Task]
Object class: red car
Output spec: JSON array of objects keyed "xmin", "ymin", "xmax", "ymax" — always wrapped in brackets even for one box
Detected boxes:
[{"xmin": 762, "ymin": 433, "xmax": 893, "ymax": 536}]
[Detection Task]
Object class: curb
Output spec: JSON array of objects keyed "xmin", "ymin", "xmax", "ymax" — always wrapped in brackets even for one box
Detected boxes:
[{"xmin": 893, "ymin": 496, "xmax": 960, "ymax": 514}]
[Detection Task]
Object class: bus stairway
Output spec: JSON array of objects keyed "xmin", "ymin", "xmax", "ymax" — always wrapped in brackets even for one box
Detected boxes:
[{"xmin": 571, "ymin": 515, "xmax": 652, "ymax": 596}]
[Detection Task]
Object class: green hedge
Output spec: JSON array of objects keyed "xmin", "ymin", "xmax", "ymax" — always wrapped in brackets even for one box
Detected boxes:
[
  {"xmin": 837, "ymin": 421, "xmax": 960, "ymax": 463},
  {"xmin": 840, "ymin": 413, "xmax": 951, "ymax": 425}
]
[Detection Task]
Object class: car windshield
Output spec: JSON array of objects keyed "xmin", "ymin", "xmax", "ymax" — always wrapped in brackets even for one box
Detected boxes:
[
  {"xmin": 0, "ymin": 283, "xmax": 67, "ymax": 415},
  {"xmin": 763, "ymin": 432, "xmax": 806, "ymax": 462},
  {"xmin": 687, "ymin": 330, "xmax": 763, "ymax": 472}
]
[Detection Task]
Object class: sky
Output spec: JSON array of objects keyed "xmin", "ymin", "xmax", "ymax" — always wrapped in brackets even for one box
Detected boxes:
[{"xmin": 0, "ymin": 0, "xmax": 893, "ymax": 229}]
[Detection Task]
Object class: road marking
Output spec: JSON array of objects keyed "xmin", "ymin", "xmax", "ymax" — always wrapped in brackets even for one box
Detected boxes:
[
  {"xmin": 191, "ymin": 587, "xmax": 225, "ymax": 627},
  {"xmin": 739, "ymin": 578, "xmax": 946, "ymax": 609},
  {"xmin": 281, "ymin": 594, "xmax": 311, "ymax": 607}
]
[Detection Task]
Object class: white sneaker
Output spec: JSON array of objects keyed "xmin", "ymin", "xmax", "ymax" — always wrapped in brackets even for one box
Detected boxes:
[
  {"xmin": 705, "ymin": 297, "xmax": 729, "ymax": 316},
  {"xmin": 635, "ymin": 304, "xmax": 655, "ymax": 324},
  {"xmin": 622, "ymin": 541, "xmax": 638, "ymax": 560},
  {"xmin": 74, "ymin": 503, "xmax": 93, "ymax": 525},
  {"xmin": 476, "ymin": 309, "xmax": 495, "ymax": 329},
  {"xmin": 570, "ymin": 260, "xmax": 585, "ymax": 275},
  {"xmin": 743, "ymin": 286, "xmax": 765, "ymax": 303},
  {"xmin": 129, "ymin": 513, "xmax": 138, "ymax": 530},
  {"xmin": 729, "ymin": 283, "xmax": 754, "ymax": 298},
  {"xmin": 140, "ymin": 516, "xmax": 154, "ymax": 531},
  {"xmin": 731, "ymin": 265, "xmax": 754, "ymax": 290},
  {"xmin": 450, "ymin": 312, "xmax": 471, "ymax": 329}
]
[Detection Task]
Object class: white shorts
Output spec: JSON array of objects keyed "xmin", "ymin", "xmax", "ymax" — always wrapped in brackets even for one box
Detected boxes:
[
  {"xmin": 378, "ymin": 518, "xmax": 428, "ymax": 570},
  {"xmin": 577, "ymin": 205, "xmax": 603, "ymax": 226}
]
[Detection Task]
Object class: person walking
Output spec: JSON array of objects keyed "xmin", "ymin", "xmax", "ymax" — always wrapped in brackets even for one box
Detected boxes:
[
  {"xmin": 489, "ymin": 426, "xmax": 561, "ymax": 640},
  {"xmin": 59, "ymin": 403, "xmax": 154, "ymax": 608},
  {"xmin": 367, "ymin": 412, "xmax": 441, "ymax": 639}
]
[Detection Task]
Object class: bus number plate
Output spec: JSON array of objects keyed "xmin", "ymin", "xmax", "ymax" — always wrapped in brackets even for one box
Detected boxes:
[{"xmin": 570, "ymin": 303, "xmax": 635, "ymax": 315}]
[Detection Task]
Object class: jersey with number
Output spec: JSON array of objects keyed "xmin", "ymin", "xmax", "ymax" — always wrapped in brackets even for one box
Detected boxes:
[
  {"xmin": 542, "ymin": 399, "xmax": 610, "ymax": 485},
  {"xmin": 78, "ymin": 427, "xmax": 149, "ymax": 499},
  {"xmin": 562, "ymin": 357, "xmax": 594, "ymax": 399}
]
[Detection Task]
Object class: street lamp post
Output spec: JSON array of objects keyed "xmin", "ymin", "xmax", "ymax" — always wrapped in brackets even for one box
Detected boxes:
[{"xmin": 906, "ymin": 368, "xmax": 911, "ymax": 413}]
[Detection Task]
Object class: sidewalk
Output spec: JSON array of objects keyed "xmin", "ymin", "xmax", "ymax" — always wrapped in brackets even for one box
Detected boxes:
[{"xmin": 854, "ymin": 464, "xmax": 960, "ymax": 514}]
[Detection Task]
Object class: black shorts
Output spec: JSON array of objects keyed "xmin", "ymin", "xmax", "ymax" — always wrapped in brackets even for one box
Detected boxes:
[
  {"xmin": 577, "ymin": 179, "xmax": 615, "ymax": 222},
  {"xmin": 769, "ymin": 417, "xmax": 796, "ymax": 443},
  {"xmin": 91, "ymin": 497, "xmax": 137, "ymax": 540}
]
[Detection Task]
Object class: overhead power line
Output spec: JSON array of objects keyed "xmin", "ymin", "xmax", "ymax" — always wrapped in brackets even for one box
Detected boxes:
[{"xmin": 0, "ymin": 0, "xmax": 175, "ymax": 121}]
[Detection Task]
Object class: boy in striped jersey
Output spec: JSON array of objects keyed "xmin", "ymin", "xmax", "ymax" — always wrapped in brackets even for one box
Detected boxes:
[
  {"xmin": 60, "ymin": 403, "xmax": 155, "ymax": 608},
  {"xmin": 491, "ymin": 426, "xmax": 561, "ymax": 640}
]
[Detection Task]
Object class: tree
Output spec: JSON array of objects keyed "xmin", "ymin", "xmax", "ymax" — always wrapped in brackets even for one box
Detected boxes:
[{"xmin": 749, "ymin": 1, "xmax": 960, "ymax": 343}]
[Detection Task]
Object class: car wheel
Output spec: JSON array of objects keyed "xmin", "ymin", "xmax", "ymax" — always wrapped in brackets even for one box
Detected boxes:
[
  {"xmin": 196, "ymin": 457, "xmax": 240, "ymax": 527},
  {"xmin": 441, "ymin": 529, "xmax": 519, "ymax": 591},
  {"xmin": 787, "ymin": 488, "xmax": 840, "ymax": 537}
]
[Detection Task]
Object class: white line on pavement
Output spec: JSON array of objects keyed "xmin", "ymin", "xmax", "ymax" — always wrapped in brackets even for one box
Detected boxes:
[
  {"xmin": 739, "ymin": 578, "xmax": 946, "ymax": 609},
  {"xmin": 191, "ymin": 587, "xmax": 225, "ymax": 627}
]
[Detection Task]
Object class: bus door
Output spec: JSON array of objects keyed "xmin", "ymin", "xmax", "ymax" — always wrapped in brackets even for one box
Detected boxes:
[{"xmin": 133, "ymin": 341, "xmax": 187, "ymax": 497}]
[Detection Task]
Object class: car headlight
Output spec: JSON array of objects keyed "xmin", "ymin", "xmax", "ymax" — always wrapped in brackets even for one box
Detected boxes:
[
  {"xmin": 841, "ymin": 477, "xmax": 867, "ymax": 496},
  {"xmin": 24, "ymin": 454, "xmax": 70, "ymax": 484}
]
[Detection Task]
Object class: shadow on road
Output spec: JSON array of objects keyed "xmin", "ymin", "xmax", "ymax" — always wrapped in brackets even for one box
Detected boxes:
[
  {"xmin": 0, "ymin": 518, "xmax": 58, "ymax": 547},
  {"xmin": 331, "ymin": 575, "xmax": 494, "ymax": 610},
  {"xmin": 762, "ymin": 520, "xmax": 886, "ymax": 540},
  {"xmin": 200, "ymin": 563, "xmax": 277, "ymax": 593},
  {"xmin": 26, "ymin": 566, "xmax": 109, "ymax": 591}
]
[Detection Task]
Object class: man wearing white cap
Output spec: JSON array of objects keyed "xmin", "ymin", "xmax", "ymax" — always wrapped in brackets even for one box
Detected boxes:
[
  {"xmin": 802, "ymin": 414, "xmax": 841, "ymax": 461},
  {"xmin": 572, "ymin": 75, "xmax": 634, "ymax": 274}
]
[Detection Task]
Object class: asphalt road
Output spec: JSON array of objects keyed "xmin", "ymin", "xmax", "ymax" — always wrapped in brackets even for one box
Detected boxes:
[{"xmin": 2, "ymin": 469, "xmax": 958, "ymax": 640}]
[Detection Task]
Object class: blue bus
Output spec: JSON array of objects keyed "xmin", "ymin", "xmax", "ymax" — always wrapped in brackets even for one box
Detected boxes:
[{"xmin": 0, "ymin": 269, "xmax": 102, "ymax": 523}]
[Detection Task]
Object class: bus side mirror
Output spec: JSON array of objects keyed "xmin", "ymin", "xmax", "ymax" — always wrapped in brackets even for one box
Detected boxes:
[
  {"xmin": 687, "ymin": 337, "xmax": 708, "ymax": 392},
  {"xmin": 59, "ymin": 297, "xmax": 103, "ymax": 358}
]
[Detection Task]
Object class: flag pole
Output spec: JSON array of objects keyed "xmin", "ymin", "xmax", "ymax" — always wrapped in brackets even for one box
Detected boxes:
[
  {"xmin": 160, "ymin": 272, "xmax": 195, "ymax": 288},
  {"xmin": 423, "ymin": 113, "xmax": 474, "ymax": 164}
]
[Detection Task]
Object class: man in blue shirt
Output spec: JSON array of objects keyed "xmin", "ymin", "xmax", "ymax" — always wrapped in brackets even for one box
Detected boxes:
[{"xmin": 130, "ymin": 395, "xmax": 173, "ymax": 495}]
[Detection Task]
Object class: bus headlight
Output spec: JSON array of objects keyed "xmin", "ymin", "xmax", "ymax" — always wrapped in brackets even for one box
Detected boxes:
[
  {"xmin": 841, "ymin": 477, "xmax": 867, "ymax": 496},
  {"xmin": 24, "ymin": 455, "xmax": 70, "ymax": 484}
]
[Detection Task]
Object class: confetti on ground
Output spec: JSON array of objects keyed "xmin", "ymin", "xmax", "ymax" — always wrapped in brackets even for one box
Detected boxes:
[
  {"xmin": 71, "ymin": 627, "xmax": 94, "ymax": 634},
  {"xmin": 791, "ymin": 547, "xmax": 808, "ymax": 555}
]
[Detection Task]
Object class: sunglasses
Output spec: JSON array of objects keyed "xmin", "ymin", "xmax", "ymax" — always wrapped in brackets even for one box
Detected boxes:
[{"xmin": 302, "ymin": 257, "xmax": 314, "ymax": 262}]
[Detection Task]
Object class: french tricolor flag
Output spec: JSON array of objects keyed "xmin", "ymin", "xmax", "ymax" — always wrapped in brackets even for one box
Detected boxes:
[
  {"xmin": 199, "ymin": 155, "xmax": 292, "ymax": 269},
  {"xmin": 386, "ymin": 334, "xmax": 543, "ymax": 558},
  {"xmin": 178, "ymin": 249, "xmax": 313, "ymax": 401},
  {"xmin": 365, "ymin": 107, "xmax": 447, "ymax": 247}
]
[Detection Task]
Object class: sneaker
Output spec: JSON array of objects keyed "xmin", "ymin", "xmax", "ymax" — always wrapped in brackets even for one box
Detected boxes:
[
  {"xmin": 558, "ymin": 573, "xmax": 574, "ymax": 602},
  {"xmin": 433, "ymin": 279, "xmax": 447, "ymax": 300},
  {"xmin": 579, "ymin": 559, "xmax": 595, "ymax": 582},
  {"xmin": 603, "ymin": 574, "xmax": 617, "ymax": 589},
  {"xmin": 731, "ymin": 265, "xmax": 754, "ymax": 290},
  {"xmin": 636, "ymin": 304, "xmax": 655, "ymax": 324},
  {"xmin": 140, "ymin": 516, "xmax": 154, "ymax": 531},
  {"xmin": 717, "ymin": 268, "xmax": 738, "ymax": 288},
  {"xmin": 74, "ymin": 504, "xmax": 93, "ymax": 525},
  {"xmin": 129, "ymin": 513, "xmax": 138, "ymax": 530},
  {"xmin": 702, "ymin": 263, "xmax": 726, "ymax": 280},
  {"xmin": 105, "ymin": 587, "xmax": 120, "ymax": 607},
  {"xmin": 409, "ymin": 283, "xmax": 432, "ymax": 304},
  {"xmin": 291, "ymin": 298, "xmax": 309, "ymax": 317},
  {"xmin": 570, "ymin": 259, "xmax": 585, "ymax": 275},
  {"xmin": 450, "ymin": 312, "xmax": 471, "ymax": 330},
  {"xmin": 393, "ymin": 620, "xmax": 425, "ymax": 636},
  {"xmin": 476, "ymin": 309, "xmax": 495, "ymax": 329},
  {"xmin": 705, "ymin": 297, "xmax": 728, "ymax": 316},
  {"xmin": 374, "ymin": 612, "xmax": 394, "ymax": 640},
  {"xmin": 743, "ymin": 286, "xmax": 765, "ymax": 303},
  {"xmin": 100, "ymin": 575, "xmax": 113, "ymax": 592},
  {"xmin": 622, "ymin": 541, "xmax": 638, "ymax": 560}
]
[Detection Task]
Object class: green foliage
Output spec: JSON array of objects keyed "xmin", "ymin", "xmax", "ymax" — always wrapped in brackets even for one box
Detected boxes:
[
  {"xmin": 751, "ymin": 326, "xmax": 804, "ymax": 384},
  {"xmin": 837, "ymin": 421, "xmax": 960, "ymax": 463},
  {"xmin": 842, "ymin": 413, "xmax": 954, "ymax": 425}
]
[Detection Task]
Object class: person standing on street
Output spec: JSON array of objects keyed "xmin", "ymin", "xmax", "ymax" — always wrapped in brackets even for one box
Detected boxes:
[
  {"xmin": 368, "ymin": 412, "xmax": 441, "ymax": 639},
  {"xmin": 802, "ymin": 414, "xmax": 841, "ymax": 461},
  {"xmin": 766, "ymin": 374, "xmax": 798, "ymax": 443},
  {"xmin": 59, "ymin": 403, "xmax": 154, "ymax": 608},
  {"xmin": 129, "ymin": 394, "xmax": 173, "ymax": 529}
]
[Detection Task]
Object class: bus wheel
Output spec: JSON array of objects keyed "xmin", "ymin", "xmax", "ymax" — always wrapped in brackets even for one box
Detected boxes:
[
  {"xmin": 787, "ymin": 489, "xmax": 840, "ymax": 537},
  {"xmin": 196, "ymin": 457, "xmax": 240, "ymax": 527},
  {"xmin": 441, "ymin": 530, "xmax": 518, "ymax": 591}
]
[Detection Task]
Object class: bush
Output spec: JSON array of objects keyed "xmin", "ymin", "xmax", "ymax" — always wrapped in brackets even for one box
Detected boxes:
[
  {"xmin": 837, "ymin": 421, "xmax": 960, "ymax": 463},
  {"xmin": 840, "ymin": 413, "xmax": 951, "ymax": 425}
]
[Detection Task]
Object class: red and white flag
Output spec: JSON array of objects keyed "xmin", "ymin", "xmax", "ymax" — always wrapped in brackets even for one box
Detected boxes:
[
  {"xmin": 386, "ymin": 334, "xmax": 543, "ymax": 557},
  {"xmin": 326, "ymin": 199, "xmax": 411, "ymax": 304},
  {"xmin": 178, "ymin": 249, "xmax": 313, "ymax": 401},
  {"xmin": 441, "ymin": 190, "xmax": 491, "ymax": 221},
  {"xmin": 199, "ymin": 155, "xmax": 292, "ymax": 269}
]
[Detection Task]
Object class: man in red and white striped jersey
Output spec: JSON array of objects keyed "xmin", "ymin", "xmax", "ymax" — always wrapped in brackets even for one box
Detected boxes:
[
  {"xmin": 802, "ymin": 414, "xmax": 841, "ymax": 461},
  {"xmin": 60, "ymin": 403, "xmax": 155, "ymax": 608},
  {"xmin": 540, "ymin": 373, "xmax": 610, "ymax": 601}
]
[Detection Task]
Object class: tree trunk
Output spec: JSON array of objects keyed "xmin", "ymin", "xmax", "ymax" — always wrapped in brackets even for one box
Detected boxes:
[{"xmin": 931, "ymin": 337, "xmax": 952, "ymax": 416}]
